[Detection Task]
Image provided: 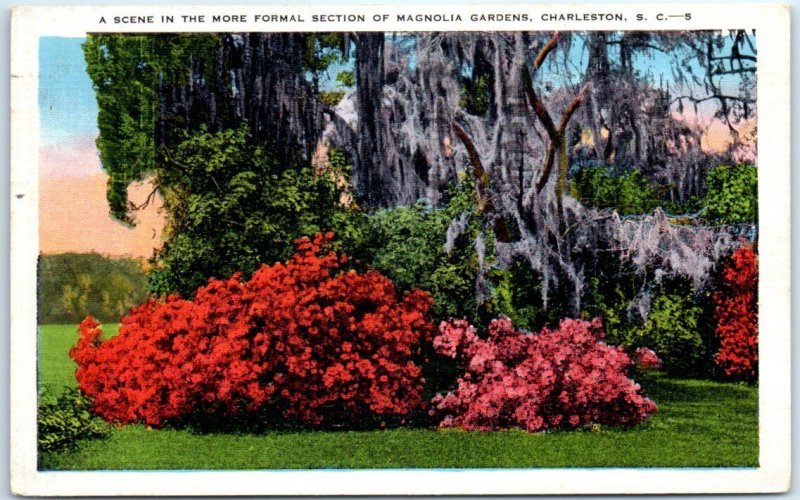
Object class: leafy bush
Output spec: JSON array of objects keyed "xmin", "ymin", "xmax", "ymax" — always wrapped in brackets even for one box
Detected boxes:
[
  {"xmin": 357, "ymin": 182, "xmax": 482, "ymax": 323},
  {"xmin": 637, "ymin": 292, "xmax": 712, "ymax": 377},
  {"xmin": 364, "ymin": 204, "xmax": 476, "ymax": 321},
  {"xmin": 713, "ymin": 246, "xmax": 758, "ymax": 381},
  {"xmin": 38, "ymin": 387, "xmax": 110, "ymax": 454},
  {"xmin": 486, "ymin": 262, "xmax": 572, "ymax": 332},
  {"xmin": 38, "ymin": 253, "xmax": 149, "ymax": 323},
  {"xmin": 71, "ymin": 233, "xmax": 433, "ymax": 429},
  {"xmin": 587, "ymin": 274, "xmax": 716, "ymax": 377},
  {"xmin": 149, "ymin": 126, "xmax": 360, "ymax": 297},
  {"xmin": 431, "ymin": 317, "xmax": 657, "ymax": 432},
  {"xmin": 702, "ymin": 164, "xmax": 757, "ymax": 224},
  {"xmin": 573, "ymin": 167, "xmax": 658, "ymax": 215}
]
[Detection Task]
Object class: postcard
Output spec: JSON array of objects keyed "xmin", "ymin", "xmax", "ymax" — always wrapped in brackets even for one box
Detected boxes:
[{"xmin": 9, "ymin": 3, "xmax": 790, "ymax": 495}]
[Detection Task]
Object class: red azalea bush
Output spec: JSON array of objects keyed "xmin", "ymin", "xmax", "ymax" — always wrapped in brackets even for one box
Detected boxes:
[
  {"xmin": 713, "ymin": 246, "xmax": 758, "ymax": 381},
  {"xmin": 431, "ymin": 317, "xmax": 657, "ymax": 432},
  {"xmin": 71, "ymin": 233, "xmax": 433, "ymax": 428}
]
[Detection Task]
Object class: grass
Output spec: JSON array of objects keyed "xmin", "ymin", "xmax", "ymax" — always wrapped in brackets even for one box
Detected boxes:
[
  {"xmin": 38, "ymin": 323, "xmax": 758, "ymax": 470},
  {"xmin": 38, "ymin": 323, "xmax": 120, "ymax": 390}
]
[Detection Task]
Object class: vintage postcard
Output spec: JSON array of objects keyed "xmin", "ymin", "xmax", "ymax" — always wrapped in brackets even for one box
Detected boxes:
[{"xmin": 9, "ymin": 3, "xmax": 790, "ymax": 496}]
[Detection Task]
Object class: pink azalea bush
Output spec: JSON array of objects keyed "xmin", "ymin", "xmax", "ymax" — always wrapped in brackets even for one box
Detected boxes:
[
  {"xmin": 633, "ymin": 347, "xmax": 662, "ymax": 370},
  {"xmin": 431, "ymin": 317, "xmax": 657, "ymax": 432}
]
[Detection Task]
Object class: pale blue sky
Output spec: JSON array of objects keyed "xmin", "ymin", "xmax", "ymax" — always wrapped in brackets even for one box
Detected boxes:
[{"xmin": 39, "ymin": 37, "xmax": 100, "ymax": 145}]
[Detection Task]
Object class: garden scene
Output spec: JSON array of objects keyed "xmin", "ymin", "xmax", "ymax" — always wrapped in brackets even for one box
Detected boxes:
[{"xmin": 38, "ymin": 31, "xmax": 758, "ymax": 469}]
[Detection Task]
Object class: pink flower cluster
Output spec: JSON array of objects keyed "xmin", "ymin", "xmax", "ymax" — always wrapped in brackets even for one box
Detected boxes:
[
  {"xmin": 431, "ymin": 317, "xmax": 657, "ymax": 432},
  {"xmin": 633, "ymin": 347, "xmax": 662, "ymax": 370}
]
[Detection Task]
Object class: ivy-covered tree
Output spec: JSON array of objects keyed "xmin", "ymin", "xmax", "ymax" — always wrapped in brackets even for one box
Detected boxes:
[
  {"xmin": 83, "ymin": 34, "xmax": 220, "ymax": 223},
  {"xmin": 84, "ymin": 33, "xmax": 345, "ymax": 224},
  {"xmin": 85, "ymin": 33, "xmax": 356, "ymax": 295},
  {"xmin": 148, "ymin": 126, "xmax": 358, "ymax": 297}
]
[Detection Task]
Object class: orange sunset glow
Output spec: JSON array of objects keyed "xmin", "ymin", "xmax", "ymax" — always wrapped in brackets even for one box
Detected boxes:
[{"xmin": 38, "ymin": 138, "xmax": 166, "ymax": 258}]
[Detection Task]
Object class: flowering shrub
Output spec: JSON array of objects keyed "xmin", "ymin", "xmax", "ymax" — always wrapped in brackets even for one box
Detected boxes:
[
  {"xmin": 431, "ymin": 317, "xmax": 657, "ymax": 432},
  {"xmin": 633, "ymin": 347, "xmax": 662, "ymax": 371},
  {"xmin": 713, "ymin": 246, "xmax": 758, "ymax": 381},
  {"xmin": 71, "ymin": 233, "xmax": 433, "ymax": 428}
]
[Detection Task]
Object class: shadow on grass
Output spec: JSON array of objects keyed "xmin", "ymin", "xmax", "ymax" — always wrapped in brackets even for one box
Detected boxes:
[
  {"xmin": 172, "ymin": 402, "xmax": 439, "ymax": 436},
  {"xmin": 638, "ymin": 373, "xmax": 757, "ymax": 404}
]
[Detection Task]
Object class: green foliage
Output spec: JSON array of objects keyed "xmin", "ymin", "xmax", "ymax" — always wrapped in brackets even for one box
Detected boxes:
[
  {"xmin": 38, "ymin": 387, "xmax": 110, "ymax": 455},
  {"xmin": 83, "ymin": 34, "xmax": 219, "ymax": 223},
  {"xmin": 150, "ymin": 126, "xmax": 359, "ymax": 297},
  {"xmin": 573, "ymin": 167, "xmax": 658, "ymax": 215},
  {"xmin": 318, "ymin": 90, "xmax": 346, "ymax": 107},
  {"xmin": 702, "ymin": 164, "xmax": 757, "ymax": 224},
  {"xmin": 85, "ymin": 33, "xmax": 344, "ymax": 223},
  {"xmin": 588, "ymin": 276, "xmax": 716, "ymax": 377},
  {"xmin": 459, "ymin": 73, "xmax": 491, "ymax": 115},
  {"xmin": 661, "ymin": 196, "xmax": 702, "ymax": 216},
  {"xmin": 37, "ymin": 254, "xmax": 149, "ymax": 323},
  {"xmin": 352, "ymin": 179, "xmax": 569, "ymax": 330},
  {"xmin": 336, "ymin": 70, "xmax": 356, "ymax": 88},
  {"xmin": 362, "ymin": 202, "xmax": 478, "ymax": 322},
  {"xmin": 586, "ymin": 276, "xmax": 638, "ymax": 347},
  {"xmin": 326, "ymin": 147, "xmax": 353, "ymax": 179},
  {"xmin": 484, "ymin": 263, "xmax": 570, "ymax": 331},
  {"xmin": 303, "ymin": 34, "xmax": 346, "ymax": 85},
  {"xmin": 637, "ymin": 291, "xmax": 713, "ymax": 377}
]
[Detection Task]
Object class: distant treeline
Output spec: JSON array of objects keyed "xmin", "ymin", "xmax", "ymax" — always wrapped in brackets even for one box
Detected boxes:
[{"xmin": 38, "ymin": 253, "xmax": 149, "ymax": 324}]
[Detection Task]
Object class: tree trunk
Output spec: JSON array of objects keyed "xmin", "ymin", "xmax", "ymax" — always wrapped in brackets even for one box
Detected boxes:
[{"xmin": 354, "ymin": 33, "xmax": 387, "ymax": 207}]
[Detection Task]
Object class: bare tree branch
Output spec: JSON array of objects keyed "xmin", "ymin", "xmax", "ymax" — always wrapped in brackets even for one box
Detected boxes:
[{"xmin": 451, "ymin": 119, "xmax": 491, "ymax": 213}]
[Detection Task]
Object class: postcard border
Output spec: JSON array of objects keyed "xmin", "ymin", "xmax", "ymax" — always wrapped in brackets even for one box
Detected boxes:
[{"xmin": 10, "ymin": 3, "xmax": 792, "ymax": 495}]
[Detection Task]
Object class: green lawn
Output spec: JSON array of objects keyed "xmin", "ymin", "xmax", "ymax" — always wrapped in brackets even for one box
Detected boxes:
[{"xmin": 38, "ymin": 323, "xmax": 758, "ymax": 470}]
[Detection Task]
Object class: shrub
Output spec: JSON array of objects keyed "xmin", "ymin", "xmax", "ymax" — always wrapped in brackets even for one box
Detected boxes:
[
  {"xmin": 359, "ymin": 182, "xmax": 482, "ymax": 323},
  {"xmin": 638, "ymin": 292, "xmax": 711, "ymax": 377},
  {"xmin": 365, "ymin": 204, "xmax": 478, "ymax": 322},
  {"xmin": 148, "ymin": 126, "xmax": 361, "ymax": 297},
  {"xmin": 71, "ymin": 233, "xmax": 433, "ymax": 428},
  {"xmin": 431, "ymin": 317, "xmax": 657, "ymax": 432},
  {"xmin": 360, "ymin": 180, "xmax": 563, "ymax": 331},
  {"xmin": 573, "ymin": 167, "xmax": 657, "ymax": 215},
  {"xmin": 487, "ymin": 262, "xmax": 572, "ymax": 332},
  {"xmin": 633, "ymin": 347, "xmax": 662, "ymax": 370},
  {"xmin": 702, "ymin": 164, "xmax": 757, "ymax": 224},
  {"xmin": 713, "ymin": 246, "xmax": 758, "ymax": 381},
  {"xmin": 38, "ymin": 387, "xmax": 110, "ymax": 454}
]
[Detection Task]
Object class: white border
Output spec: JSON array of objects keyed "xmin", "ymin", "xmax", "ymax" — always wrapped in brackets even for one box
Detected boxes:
[{"xmin": 9, "ymin": 4, "xmax": 791, "ymax": 495}]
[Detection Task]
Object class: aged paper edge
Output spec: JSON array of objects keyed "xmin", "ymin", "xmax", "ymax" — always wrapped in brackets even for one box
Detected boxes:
[{"xmin": 9, "ymin": 3, "xmax": 791, "ymax": 495}]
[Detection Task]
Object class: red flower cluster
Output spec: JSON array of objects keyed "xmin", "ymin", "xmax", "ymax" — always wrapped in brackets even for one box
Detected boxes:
[
  {"xmin": 431, "ymin": 317, "xmax": 657, "ymax": 432},
  {"xmin": 633, "ymin": 347, "xmax": 662, "ymax": 370},
  {"xmin": 71, "ymin": 233, "xmax": 433, "ymax": 427},
  {"xmin": 713, "ymin": 246, "xmax": 758, "ymax": 381}
]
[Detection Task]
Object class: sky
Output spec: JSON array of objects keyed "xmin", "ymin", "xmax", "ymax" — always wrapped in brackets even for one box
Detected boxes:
[
  {"xmin": 37, "ymin": 33, "xmax": 753, "ymax": 258},
  {"xmin": 39, "ymin": 37, "xmax": 100, "ymax": 146}
]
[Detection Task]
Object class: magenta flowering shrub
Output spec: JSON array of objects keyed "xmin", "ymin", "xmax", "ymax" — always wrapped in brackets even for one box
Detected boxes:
[{"xmin": 431, "ymin": 317, "xmax": 657, "ymax": 432}]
